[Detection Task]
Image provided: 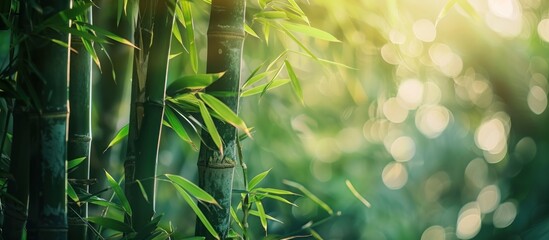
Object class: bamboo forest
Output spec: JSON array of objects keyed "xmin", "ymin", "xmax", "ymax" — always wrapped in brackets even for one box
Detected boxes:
[{"xmin": 1, "ymin": 0, "xmax": 549, "ymax": 239}]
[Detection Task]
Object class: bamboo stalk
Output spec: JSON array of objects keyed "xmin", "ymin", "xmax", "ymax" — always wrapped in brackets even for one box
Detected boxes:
[
  {"xmin": 125, "ymin": 0, "xmax": 176, "ymax": 231},
  {"xmin": 67, "ymin": 4, "xmax": 92, "ymax": 239},
  {"xmin": 196, "ymin": 0, "xmax": 246, "ymax": 238},
  {"xmin": 18, "ymin": 1, "xmax": 70, "ymax": 239}
]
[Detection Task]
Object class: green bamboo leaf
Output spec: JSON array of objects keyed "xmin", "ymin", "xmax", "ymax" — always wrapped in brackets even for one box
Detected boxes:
[
  {"xmin": 245, "ymin": 23, "xmax": 259, "ymax": 38},
  {"xmin": 259, "ymin": 0, "xmax": 271, "ymax": 9},
  {"xmin": 88, "ymin": 196, "xmax": 125, "ymax": 212},
  {"xmin": 87, "ymin": 216, "xmax": 134, "ymax": 233},
  {"xmin": 284, "ymin": 60, "xmax": 303, "ymax": 104},
  {"xmin": 255, "ymin": 11, "xmax": 288, "ymax": 20},
  {"xmin": 67, "ymin": 183, "xmax": 79, "ymax": 204},
  {"xmin": 104, "ymin": 170, "xmax": 132, "ymax": 216},
  {"xmin": 457, "ymin": 0, "xmax": 480, "ymax": 22},
  {"xmin": 242, "ymin": 70, "xmax": 276, "ymax": 89},
  {"xmin": 280, "ymin": 22, "xmax": 340, "ymax": 42},
  {"xmin": 255, "ymin": 200, "xmax": 268, "ymax": 232},
  {"xmin": 165, "ymin": 174, "xmax": 218, "ymax": 205},
  {"xmin": 249, "ymin": 210, "xmax": 283, "ymax": 224},
  {"xmin": 346, "ymin": 180, "xmax": 371, "ymax": 208},
  {"xmin": 248, "ymin": 169, "xmax": 271, "ymax": 190},
  {"xmin": 181, "ymin": 1, "xmax": 198, "ymax": 73},
  {"xmin": 173, "ymin": 184, "xmax": 220, "ymax": 239},
  {"xmin": 310, "ymin": 229, "xmax": 323, "ymax": 240},
  {"xmin": 67, "ymin": 156, "xmax": 86, "ymax": 170},
  {"xmin": 104, "ymin": 124, "xmax": 128, "ymax": 152},
  {"xmin": 241, "ymin": 79, "xmax": 290, "ymax": 97},
  {"xmin": 281, "ymin": 29, "xmax": 318, "ymax": 60},
  {"xmin": 230, "ymin": 207, "xmax": 244, "ymax": 230},
  {"xmin": 254, "ymin": 192, "xmax": 297, "ymax": 206},
  {"xmin": 283, "ymin": 179, "xmax": 333, "ymax": 215},
  {"xmin": 135, "ymin": 179, "xmax": 149, "ymax": 203},
  {"xmin": 286, "ymin": 0, "xmax": 306, "ymax": 16},
  {"xmin": 182, "ymin": 238, "xmax": 206, "ymax": 240},
  {"xmin": 198, "ymin": 93, "xmax": 250, "ymax": 137},
  {"xmin": 172, "ymin": 21, "xmax": 184, "ymax": 47},
  {"xmin": 262, "ymin": 21, "xmax": 270, "ymax": 44},
  {"xmin": 166, "ymin": 72, "xmax": 225, "ymax": 96},
  {"xmin": 198, "ymin": 100, "xmax": 223, "ymax": 154},
  {"xmin": 165, "ymin": 107, "xmax": 194, "ymax": 147},
  {"xmin": 254, "ymin": 188, "xmax": 298, "ymax": 196}
]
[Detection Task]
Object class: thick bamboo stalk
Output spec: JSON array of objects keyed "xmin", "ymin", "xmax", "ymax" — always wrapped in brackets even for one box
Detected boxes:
[
  {"xmin": 19, "ymin": 1, "xmax": 70, "ymax": 239},
  {"xmin": 67, "ymin": 5, "xmax": 92, "ymax": 239},
  {"xmin": 125, "ymin": 0, "xmax": 175, "ymax": 231},
  {"xmin": 196, "ymin": 0, "xmax": 246, "ymax": 238}
]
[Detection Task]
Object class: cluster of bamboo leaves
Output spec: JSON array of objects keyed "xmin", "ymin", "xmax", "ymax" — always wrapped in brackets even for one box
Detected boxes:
[{"xmin": 0, "ymin": 0, "xmax": 353, "ymax": 239}]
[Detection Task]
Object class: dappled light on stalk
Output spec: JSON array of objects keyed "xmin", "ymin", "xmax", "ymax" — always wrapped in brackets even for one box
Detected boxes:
[
  {"xmin": 527, "ymin": 85, "xmax": 547, "ymax": 114},
  {"xmin": 456, "ymin": 202, "xmax": 482, "ymax": 239},
  {"xmin": 415, "ymin": 105, "xmax": 451, "ymax": 138},
  {"xmin": 421, "ymin": 225, "xmax": 446, "ymax": 240},
  {"xmin": 477, "ymin": 185, "xmax": 501, "ymax": 213},
  {"xmin": 493, "ymin": 201, "xmax": 517, "ymax": 228},
  {"xmin": 382, "ymin": 162, "xmax": 408, "ymax": 189}
]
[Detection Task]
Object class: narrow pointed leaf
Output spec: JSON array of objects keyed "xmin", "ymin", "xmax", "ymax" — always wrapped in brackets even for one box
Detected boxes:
[
  {"xmin": 436, "ymin": 0, "xmax": 458, "ymax": 26},
  {"xmin": 254, "ymin": 193, "xmax": 297, "ymax": 206},
  {"xmin": 245, "ymin": 23, "xmax": 259, "ymax": 38},
  {"xmin": 241, "ymin": 79, "xmax": 290, "ymax": 97},
  {"xmin": 104, "ymin": 170, "xmax": 132, "ymax": 216},
  {"xmin": 198, "ymin": 100, "xmax": 223, "ymax": 153},
  {"xmin": 255, "ymin": 11, "xmax": 288, "ymax": 20},
  {"xmin": 135, "ymin": 179, "xmax": 149, "ymax": 203},
  {"xmin": 67, "ymin": 156, "xmax": 86, "ymax": 170},
  {"xmin": 166, "ymin": 72, "xmax": 225, "ymax": 95},
  {"xmin": 254, "ymin": 188, "xmax": 298, "ymax": 196},
  {"xmin": 249, "ymin": 210, "xmax": 283, "ymax": 224},
  {"xmin": 165, "ymin": 107, "xmax": 194, "ymax": 147},
  {"xmin": 87, "ymin": 216, "xmax": 134, "ymax": 233},
  {"xmin": 345, "ymin": 180, "xmax": 371, "ymax": 208},
  {"xmin": 165, "ymin": 174, "xmax": 218, "ymax": 205},
  {"xmin": 173, "ymin": 185, "xmax": 220, "ymax": 239},
  {"xmin": 198, "ymin": 93, "xmax": 250, "ymax": 136},
  {"xmin": 280, "ymin": 22, "xmax": 340, "ymax": 42},
  {"xmin": 243, "ymin": 70, "xmax": 276, "ymax": 88},
  {"xmin": 283, "ymin": 179, "xmax": 333, "ymax": 215},
  {"xmin": 230, "ymin": 207, "xmax": 243, "ymax": 230},
  {"xmin": 284, "ymin": 60, "xmax": 303, "ymax": 104},
  {"xmin": 181, "ymin": 1, "xmax": 198, "ymax": 73},
  {"xmin": 248, "ymin": 169, "xmax": 271, "ymax": 190},
  {"xmin": 67, "ymin": 183, "xmax": 79, "ymax": 204},
  {"xmin": 256, "ymin": 200, "xmax": 268, "ymax": 232},
  {"xmin": 105, "ymin": 124, "xmax": 128, "ymax": 151}
]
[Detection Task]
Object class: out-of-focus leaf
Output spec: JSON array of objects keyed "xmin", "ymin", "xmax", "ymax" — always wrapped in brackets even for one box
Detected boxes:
[
  {"xmin": 166, "ymin": 72, "xmax": 225, "ymax": 95},
  {"xmin": 248, "ymin": 169, "xmax": 271, "ymax": 190},
  {"xmin": 255, "ymin": 11, "xmax": 288, "ymax": 20},
  {"xmin": 181, "ymin": 1, "xmax": 198, "ymax": 73},
  {"xmin": 87, "ymin": 216, "xmax": 134, "ymax": 233},
  {"xmin": 88, "ymin": 196, "xmax": 125, "ymax": 212},
  {"xmin": 254, "ymin": 192, "xmax": 297, "ymax": 206},
  {"xmin": 173, "ymin": 184, "xmax": 220, "ymax": 239},
  {"xmin": 104, "ymin": 124, "xmax": 128, "ymax": 152},
  {"xmin": 165, "ymin": 174, "xmax": 218, "ymax": 205},
  {"xmin": 198, "ymin": 93, "xmax": 251, "ymax": 137},
  {"xmin": 436, "ymin": 0, "xmax": 458, "ymax": 26},
  {"xmin": 284, "ymin": 60, "xmax": 303, "ymax": 104},
  {"xmin": 230, "ymin": 207, "xmax": 243, "ymax": 230},
  {"xmin": 197, "ymin": 100, "xmax": 223, "ymax": 154},
  {"xmin": 283, "ymin": 179, "xmax": 333, "ymax": 215},
  {"xmin": 280, "ymin": 22, "xmax": 340, "ymax": 42},
  {"xmin": 345, "ymin": 180, "xmax": 371, "ymax": 208},
  {"xmin": 165, "ymin": 107, "xmax": 194, "ymax": 147},
  {"xmin": 281, "ymin": 29, "xmax": 318, "ymax": 60},
  {"xmin": 104, "ymin": 170, "xmax": 132, "ymax": 216},
  {"xmin": 310, "ymin": 229, "xmax": 323, "ymax": 240},
  {"xmin": 241, "ymin": 79, "xmax": 290, "ymax": 97},
  {"xmin": 254, "ymin": 188, "xmax": 298, "ymax": 195},
  {"xmin": 67, "ymin": 157, "xmax": 86, "ymax": 170}
]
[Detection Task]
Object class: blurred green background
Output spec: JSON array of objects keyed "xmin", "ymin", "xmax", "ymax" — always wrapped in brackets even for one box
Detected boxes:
[{"xmin": 91, "ymin": 0, "xmax": 549, "ymax": 239}]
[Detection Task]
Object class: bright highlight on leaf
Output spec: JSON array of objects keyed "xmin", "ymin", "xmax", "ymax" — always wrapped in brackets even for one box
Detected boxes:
[
  {"xmin": 165, "ymin": 174, "xmax": 219, "ymax": 205},
  {"xmin": 280, "ymin": 22, "xmax": 340, "ymax": 42},
  {"xmin": 173, "ymin": 184, "xmax": 220, "ymax": 239},
  {"xmin": 345, "ymin": 180, "xmax": 371, "ymax": 208},
  {"xmin": 104, "ymin": 170, "xmax": 132, "ymax": 216},
  {"xmin": 198, "ymin": 100, "xmax": 223, "ymax": 154},
  {"xmin": 67, "ymin": 157, "xmax": 86, "ymax": 170},
  {"xmin": 105, "ymin": 124, "xmax": 129, "ymax": 152},
  {"xmin": 164, "ymin": 107, "xmax": 194, "ymax": 148},
  {"xmin": 198, "ymin": 92, "xmax": 251, "ymax": 137},
  {"xmin": 249, "ymin": 169, "xmax": 271, "ymax": 190},
  {"xmin": 166, "ymin": 72, "xmax": 225, "ymax": 96},
  {"xmin": 284, "ymin": 60, "xmax": 304, "ymax": 104}
]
